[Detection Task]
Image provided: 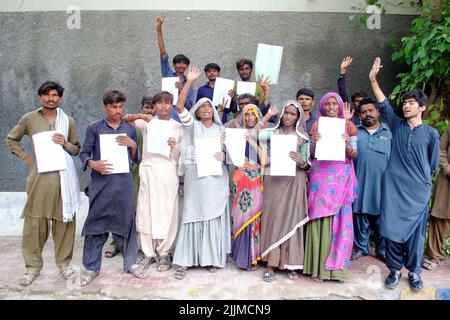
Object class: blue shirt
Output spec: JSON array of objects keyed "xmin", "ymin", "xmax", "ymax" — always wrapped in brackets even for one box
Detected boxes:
[
  {"xmin": 378, "ymin": 99, "xmax": 440, "ymax": 243},
  {"xmin": 353, "ymin": 122, "xmax": 392, "ymax": 215},
  {"xmin": 160, "ymin": 54, "xmax": 195, "ymax": 122},
  {"xmin": 196, "ymin": 82, "xmax": 214, "ymax": 102},
  {"xmin": 305, "ymin": 111, "xmax": 316, "ymax": 134}
]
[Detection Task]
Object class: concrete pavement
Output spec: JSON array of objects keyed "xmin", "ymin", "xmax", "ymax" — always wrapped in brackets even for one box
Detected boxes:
[{"xmin": 0, "ymin": 236, "xmax": 449, "ymax": 300}]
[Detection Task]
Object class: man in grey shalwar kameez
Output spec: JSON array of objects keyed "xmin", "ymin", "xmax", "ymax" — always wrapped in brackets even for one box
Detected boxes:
[{"xmin": 172, "ymin": 68, "xmax": 231, "ymax": 279}]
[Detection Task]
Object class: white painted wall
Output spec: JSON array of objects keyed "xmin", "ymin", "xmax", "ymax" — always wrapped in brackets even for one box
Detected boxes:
[
  {"xmin": 0, "ymin": 192, "xmax": 88, "ymax": 236},
  {"xmin": 0, "ymin": 0, "xmax": 418, "ymax": 14}
]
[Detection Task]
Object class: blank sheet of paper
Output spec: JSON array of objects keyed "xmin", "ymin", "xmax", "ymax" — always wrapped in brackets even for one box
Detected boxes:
[
  {"xmin": 161, "ymin": 77, "xmax": 179, "ymax": 105},
  {"xmin": 147, "ymin": 119, "xmax": 175, "ymax": 158},
  {"xmin": 225, "ymin": 128, "xmax": 247, "ymax": 167},
  {"xmin": 32, "ymin": 131, "xmax": 67, "ymax": 173},
  {"xmin": 195, "ymin": 136, "xmax": 223, "ymax": 177},
  {"xmin": 255, "ymin": 43, "xmax": 283, "ymax": 85},
  {"xmin": 212, "ymin": 77, "xmax": 234, "ymax": 109},
  {"xmin": 270, "ymin": 134, "xmax": 297, "ymax": 176},
  {"xmin": 100, "ymin": 133, "xmax": 130, "ymax": 174},
  {"xmin": 315, "ymin": 117, "xmax": 346, "ymax": 161},
  {"xmin": 236, "ymin": 81, "xmax": 256, "ymax": 96}
]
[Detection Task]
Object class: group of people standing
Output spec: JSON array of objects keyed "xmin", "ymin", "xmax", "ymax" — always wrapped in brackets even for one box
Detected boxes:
[{"xmin": 5, "ymin": 16, "xmax": 448, "ymax": 293}]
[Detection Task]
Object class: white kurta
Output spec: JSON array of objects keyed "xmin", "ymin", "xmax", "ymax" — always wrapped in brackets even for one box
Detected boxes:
[{"xmin": 134, "ymin": 118, "xmax": 182, "ymax": 257}]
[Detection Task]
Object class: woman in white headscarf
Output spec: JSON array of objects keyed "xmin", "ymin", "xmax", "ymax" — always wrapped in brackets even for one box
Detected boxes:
[
  {"xmin": 259, "ymin": 100, "xmax": 310, "ymax": 282},
  {"xmin": 172, "ymin": 67, "xmax": 231, "ymax": 279}
]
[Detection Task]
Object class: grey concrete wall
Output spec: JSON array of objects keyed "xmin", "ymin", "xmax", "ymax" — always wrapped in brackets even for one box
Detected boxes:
[{"xmin": 1, "ymin": 10, "xmax": 414, "ymax": 191}]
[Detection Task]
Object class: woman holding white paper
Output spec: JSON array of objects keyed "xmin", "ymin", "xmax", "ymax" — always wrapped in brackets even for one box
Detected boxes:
[
  {"xmin": 304, "ymin": 92, "xmax": 358, "ymax": 282},
  {"xmin": 172, "ymin": 67, "xmax": 231, "ymax": 279},
  {"xmin": 224, "ymin": 104, "xmax": 278, "ymax": 271},
  {"xmin": 258, "ymin": 101, "xmax": 310, "ymax": 282}
]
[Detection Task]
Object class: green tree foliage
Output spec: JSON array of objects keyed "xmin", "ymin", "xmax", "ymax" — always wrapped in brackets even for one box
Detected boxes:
[{"xmin": 389, "ymin": 0, "xmax": 449, "ymax": 134}]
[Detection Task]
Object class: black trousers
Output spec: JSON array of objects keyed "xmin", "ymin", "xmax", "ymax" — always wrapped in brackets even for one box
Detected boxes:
[
  {"xmin": 82, "ymin": 220, "xmax": 138, "ymax": 273},
  {"xmin": 384, "ymin": 211, "xmax": 428, "ymax": 275}
]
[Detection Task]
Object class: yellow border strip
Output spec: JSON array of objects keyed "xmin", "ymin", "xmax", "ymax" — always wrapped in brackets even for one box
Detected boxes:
[{"xmin": 233, "ymin": 210, "xmax": 262, "ymax": 240}]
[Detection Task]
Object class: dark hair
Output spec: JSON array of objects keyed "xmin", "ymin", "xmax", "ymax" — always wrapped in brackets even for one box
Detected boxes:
[
  {"xmin": 235, "ymin": 58, "xmax": 253, "ymax": 70},
  {"xmin": 296, "ymin": 88, "xmax": 315, "ymax": 100},
  {"xmin": 173, "ymin": 54, "xmax": 190, "ymax": 65},
  {"xmin": 238, "ymin": 93, "xmax": 256, "ymax": 105},
  {"xmin": 358, "ymin": 97, "xmax": 379, "ymax": 110},
  {"xmin": 204, "ymin": 63, "xmax": 221, "ymax": 73},
  {"xmin": 141, "ymin": 96, "xmax": 153, "ymax": 107},
  {"xmin": 402, "ymin": 89, "xmax": 428, "ymax": 107},
  {"xmin": 351, "ymin": 91, "xmax": 368, "ymax": 103},
  {"xmin": 103, "ymin": 90, "xmax": 127, "ymax": 105},
  {"xmin": 38, "ymin": 80, "xmax": 65, "ymax": 97},
  {"xmin": 152, "ymin": 91, "xmax": 173, "ymax": 105}
]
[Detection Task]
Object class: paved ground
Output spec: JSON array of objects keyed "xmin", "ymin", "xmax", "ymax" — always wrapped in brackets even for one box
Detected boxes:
[{"xmin": 0, "ymin": 236, "xmax": 448, "ymax": 300}]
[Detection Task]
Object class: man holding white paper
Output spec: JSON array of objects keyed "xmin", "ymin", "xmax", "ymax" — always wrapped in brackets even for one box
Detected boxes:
[
  {"xmin": 122, "ymin": 90, "xmax": 182, "ymax": 272},
  {"xmin": 79, "ymin": 90, "xmax": 146, "ymax": 285},
  {"xmin": 6, "ymin": 80, "xmax": 81, "ymax": 286},
  {"xmin": 227, "ymin": 59, "xmax": 270, "ymax": 117}
]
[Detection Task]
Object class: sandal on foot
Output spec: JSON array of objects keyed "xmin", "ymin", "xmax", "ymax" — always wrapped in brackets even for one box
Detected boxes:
[
  {"xmin": 59, "ymin": 266, "xmax": 76, "ymax": 280},
  {"xmin": 157, "ymin": 256, "xmax": 171, "ymax": 272},
  {"xmin": 174, "ymin": 267, "xmax": 187, "ymax": 280},
  {"xmin": 311, "ymin": 275, "xmax": 323, "ymax": 282},
  {"xmin": 78, "ymin": 270, "xmax": 99, "ymax": 286},
  {"xmin": 287, "ymin": 271, "xmax": 299, "ymax": 280},
  {"xmin": 249, "ymin": 265, "xmax": 260, "ymax": 271},
  {"xmin": 128, "ymin": 264, "xmax": 148, "ymax": 279},
  {"xmin": 137, "ymin": 257, "xmax": 153, "ymax": 270},
  {"xmin": 104, "ymin": 247, "xmax": 120, "ymax": 258},
  {"xmin": 18, "ymin": 270, "xmax": 40, "ymax": 286},
  {"xmin": 423, "ymin": 258, "xmax": 441, "ymax": 270},
  {"xmin": 207, "ymin": 266, "xmax": 219, "ymax": 273},
  {"xmin": 263, "ymin": 270, "xmax": 275, "ymax": 282}
]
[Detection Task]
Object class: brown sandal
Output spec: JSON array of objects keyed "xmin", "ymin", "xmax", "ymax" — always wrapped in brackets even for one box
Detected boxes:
[
  {"xmin": 104, "ymin": 247, "xmax": 120, "ymax": 258},
  {"xmin": 157, "ymin": 256, "xmax": 171, "ymax": 272}
]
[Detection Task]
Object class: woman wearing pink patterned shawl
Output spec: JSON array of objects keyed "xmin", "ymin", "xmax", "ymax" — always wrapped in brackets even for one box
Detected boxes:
[{"xmin": 303, "ymin": 92, "xmax": 358, "ymax": 282}]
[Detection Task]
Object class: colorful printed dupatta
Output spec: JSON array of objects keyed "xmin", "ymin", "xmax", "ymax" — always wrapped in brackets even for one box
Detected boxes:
[{"xmin": 307, "ymin": 92, "xmax": 358, "ymax": 270}]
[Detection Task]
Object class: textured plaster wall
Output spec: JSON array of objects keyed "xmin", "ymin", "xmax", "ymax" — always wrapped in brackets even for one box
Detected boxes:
[{"xmin": 0, "ymin": 11, "xmax": 414, "ymax": 191}]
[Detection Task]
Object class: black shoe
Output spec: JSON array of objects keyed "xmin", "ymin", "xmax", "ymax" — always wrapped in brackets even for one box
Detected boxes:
[
  {"xmin": 351, "ymin": 250, "xmax": 367, "ymax": 261},
  {"xmin": 385, "ymin": 271, "xmax": 402, "ymax": 289},
  {"xmin": 408, "ymin": 272, "xmax": 423, "ymax": 292}
]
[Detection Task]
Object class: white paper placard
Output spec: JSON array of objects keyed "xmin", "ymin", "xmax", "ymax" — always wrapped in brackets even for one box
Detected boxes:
[
  {"xmin": 236, "ymin": 81, "xmax": 256, "ymax": 96},
  {"xmin": 32, "ymin": 131, "xmax": 67, "ymax": 173},
  {"xmin": 99, "ymin": 133, "xmax": 130, "ymax": 174},
  {"xmin": 255, "ymin": 43, "xmax": 283, "ymax": 84},
  {"xmin": 225, "ymin": 128, "xmax": 247, "ymax": 167},
  {"xmin": 270, "ymin": 134, "xmax": 297, "ymax": 176},
  {"xmin": 315, "ymin": 117, "xmax": 346, "ymax": 161},
  {"xmin": 146, "ymin": 119, "xmax": 175, "ymax": 158},
  {"xmin": 212, "ymin": 77, "xmax": 234, "ymax": 109},
  {"xmin": 195, "ymin": 136, "xmax": 223, "ymax": 177},
  {"xmin": 161, "ymin": 77, "xmax": 179, "ymax": 105}
]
